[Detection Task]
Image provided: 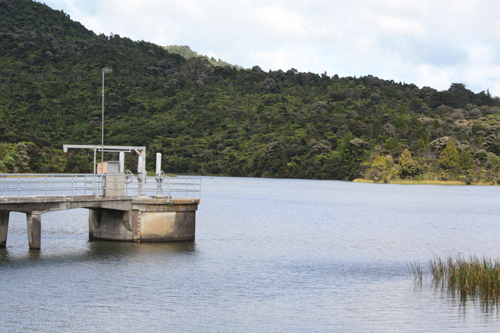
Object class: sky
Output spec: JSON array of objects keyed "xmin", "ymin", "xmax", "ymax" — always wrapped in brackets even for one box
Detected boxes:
[{"xmin": 38, "ymin": 0, "xmax": 500, "ymax": 96}]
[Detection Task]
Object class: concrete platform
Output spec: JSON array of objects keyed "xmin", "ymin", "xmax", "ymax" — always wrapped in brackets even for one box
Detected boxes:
[{"xmin": 0, "ymin": 195, "xmax": 199, "ymax": 249}]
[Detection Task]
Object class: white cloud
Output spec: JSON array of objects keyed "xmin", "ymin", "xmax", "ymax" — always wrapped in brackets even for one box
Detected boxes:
[
  {"xmin": 257, "ymin": 7, "xmax": 308, "ymax": 40},
  {"xmin": 39, "ymin": 0, "xmax": 500, "ymax": 96},
  {"xmin": 374, "ymin": 15, "xmax": 427, "ymax": 38}
]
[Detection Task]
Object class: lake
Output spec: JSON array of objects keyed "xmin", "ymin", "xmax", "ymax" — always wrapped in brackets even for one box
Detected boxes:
[{"xmin": 1, "ymin": 176, "xmax": 500, "ymax": 332}]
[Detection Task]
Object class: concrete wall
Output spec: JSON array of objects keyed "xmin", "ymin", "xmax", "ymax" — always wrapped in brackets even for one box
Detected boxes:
[
  {"xmin": 140, "ymin": 211, "xmax": 195, "ymax": 241},
  {"xmin": 103, "ymin": 175, "xmax": 126, "ymax": 197},
  {"xmin": 89, "ymin": 199, "xmax": 198, "ymax": 242},
  {"xmin": 89, "ymin": 209, "xmax": 133, "ymax": 241}
]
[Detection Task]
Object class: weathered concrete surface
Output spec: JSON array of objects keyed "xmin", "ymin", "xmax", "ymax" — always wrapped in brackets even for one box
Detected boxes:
[
  {"xmin": 0, "ymin": 211, "xmax": 8, "ymax": 247},
  {"xmin": 90, "ymin": 198, "xmax": 199, "ymax": 242},
  {"xmin": 89, "ymin": 209, "xmax": 133, "ymax": 241},
  {"xmin": 139, "ymin": 211, "xmax": 195, "ymax": 241},
  {"xmin": 0, "ymin": 195, "xmax": 132, "ymax": 213},
  {"xmin": 133, "ymin": 198, "xmax": 198, "ymax": 242},
  {"xmin": 0, "ymin": 195, "xmax": 199, "ymax": 248},
  {"xmin": 103, "ymin": 175, "xmax": 126, "ymax": 197},
  {"xmin": 27, "ymin": 212, "xmax": 41, "ymax": 249}
]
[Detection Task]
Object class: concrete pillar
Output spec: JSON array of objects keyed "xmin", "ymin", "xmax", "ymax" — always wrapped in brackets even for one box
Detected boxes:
[
  {"xmin": 0, "ymin": 211, "xmax": 9, "ymax": 247},
  {"xmin": 88, "ymin": 210, "xmax": 94, "ymax": 240},
  {"xmin": 26, "ymin": 212, "xmax": 42, "ymax": 249}
]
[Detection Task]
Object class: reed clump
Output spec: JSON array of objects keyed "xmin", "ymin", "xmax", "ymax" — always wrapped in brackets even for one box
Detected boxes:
[
  {"xmin": 429, "ymin": 256, "xmax": 500, "ymax": 300},
  {"xmin": 408, "ymin": 260, "xmax": 424, "ymax": 284}
]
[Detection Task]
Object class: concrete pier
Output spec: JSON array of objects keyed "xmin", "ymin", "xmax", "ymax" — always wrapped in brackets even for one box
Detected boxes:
[
  {"xmin": 0, "ymin": 196, "xmax": 199, "ymax": 249},
  {"xmin": 89, "ymin": 198, "xmax": 198, "ymax": 242},
  {"xmin": 0, "ymin": 170, "xmax": 201, "ymax": 250}
]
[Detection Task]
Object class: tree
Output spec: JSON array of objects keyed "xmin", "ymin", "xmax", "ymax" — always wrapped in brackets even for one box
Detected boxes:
[
  {"xmin": 3, "ymin": 155, "xmax": 15, "ymax": 172},
  {"xmin": 263, "ymin": 78, "xmax": 277, "ymax": 93},
  {"xmin": 4, "ymin": 0, "xmax": 500, "ymax": 182},
  {"xmin": 398, "ymin": 149, "xmax": 419, "ymax": 178},
  {"xmin": 474, "ymin": 150, "xmax": 489, "ymax": 165},
  {"xmin": 439, "ymin": 141, "xmax": 460, "ymax": 169},
  {"xmin": 367, "ymin": 155, "xmax": 387, "ymax": 181},
  {"xmin": 459, "ymin": 150, "xmax": 473, "ymax": 170}
]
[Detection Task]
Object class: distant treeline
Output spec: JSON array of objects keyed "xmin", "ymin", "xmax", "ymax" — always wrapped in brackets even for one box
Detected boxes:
[{"xmin": 2, "ymin": 0, "xmax": 500, "ymax": 184}]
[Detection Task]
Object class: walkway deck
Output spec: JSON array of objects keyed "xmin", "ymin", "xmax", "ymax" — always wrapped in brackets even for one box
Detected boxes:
[{"xmin": 0, "ymin": 174, "xmax": 201, "ymax": 249}]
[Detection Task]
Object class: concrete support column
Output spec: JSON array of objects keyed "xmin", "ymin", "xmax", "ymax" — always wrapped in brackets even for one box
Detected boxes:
[
  {"xmin": 0, "ymin": 211, "xmax": 9, "ymax": 248},
  {"xmin": 26, "ymin": 212, "xmax": 42, "ymax": 249},
  {"xmin": 88, "ymin": 210, "xmax": 94, "ymax": 240}
]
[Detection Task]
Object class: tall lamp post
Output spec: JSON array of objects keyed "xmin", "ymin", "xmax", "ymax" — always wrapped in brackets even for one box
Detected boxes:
[{"xmin": 101, "ymin": 67, "xmax": 112, "ymax": 171}]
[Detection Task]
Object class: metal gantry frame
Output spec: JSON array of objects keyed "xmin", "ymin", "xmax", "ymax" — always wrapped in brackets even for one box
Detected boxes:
[{"xmin": 62, "ymin": 144, "xmax": 147, "ymax": 196}]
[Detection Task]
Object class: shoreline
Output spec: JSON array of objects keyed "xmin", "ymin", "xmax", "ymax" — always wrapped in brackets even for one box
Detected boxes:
[{"xmin": 353, "ymin": 179, "xmax": 496, "ymax": 186}]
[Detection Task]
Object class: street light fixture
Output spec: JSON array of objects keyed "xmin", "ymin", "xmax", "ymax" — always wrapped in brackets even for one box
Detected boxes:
[{"xmin": 101, "ymin": 67, "xmax": 112, "ymax": 172}]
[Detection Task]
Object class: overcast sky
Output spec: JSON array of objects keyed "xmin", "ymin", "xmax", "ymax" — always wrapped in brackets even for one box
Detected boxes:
[{"xmin": 39, "ymin": 0, "xmax": 500, "ymax": 96}]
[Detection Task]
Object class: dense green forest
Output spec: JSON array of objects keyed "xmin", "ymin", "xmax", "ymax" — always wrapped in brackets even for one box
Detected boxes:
[{"xmin": 2, "ymin": 0, "xmax": 500, "ymax": 183}]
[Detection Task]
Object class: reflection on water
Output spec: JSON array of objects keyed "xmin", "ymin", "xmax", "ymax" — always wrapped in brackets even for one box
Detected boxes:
[
  {"xmin": 0, "ymin": 239, "xmax": 196, "ymax": 266},
  {"xmin": 1, "ymin": 177, "xmax": 500, "ymax": 331},
  {"xmin": 424, "ymin": 278, "xmax": 500, "ymax": 316},
  {"xmin": 0, "ymin": 248, "xmax": 9, "ymax": 262},
  {"xmin": 87, "ymin": 240, "xmax": 196, "ymax": 259}
]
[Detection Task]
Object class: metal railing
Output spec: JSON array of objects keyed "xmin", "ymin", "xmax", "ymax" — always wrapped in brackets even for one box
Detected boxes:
[{"xmin": 0, "ymin": 173, "xmax": 201, "ymax": 203}]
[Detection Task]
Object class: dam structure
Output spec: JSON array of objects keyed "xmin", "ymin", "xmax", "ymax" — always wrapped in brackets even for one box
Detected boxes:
[{"xmin": 0, "ymin": 145, "xmax": 201, "ymax": 249}]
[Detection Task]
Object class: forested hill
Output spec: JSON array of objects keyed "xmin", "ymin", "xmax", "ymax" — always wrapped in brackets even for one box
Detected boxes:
[{"xmin": 2, "ymin": 0, "xmax": 500, "ymax": 183}]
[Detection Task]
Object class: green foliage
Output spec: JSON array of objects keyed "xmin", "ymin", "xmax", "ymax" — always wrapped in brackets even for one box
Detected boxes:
[
  {"xmin": 459, "ymin": 150, "xmax": 474, "ymax": 170},
  {"xmin": 3, "ymin": 155, "xmax": 15, "ymax": 172},
  {"xmin": 474, "ymin": 150, "xmax": 489, "ymax": 165},
  {"xmin": 1, "ymin": 0, "xmax": 500, "ymax": 183},
  {"xmin": 429, "ymin": 256, "xmax": 500, "ymax": 301},
  {"xmin": 440, "ymin": 141, "xmax": 460, "ymax": 169},
  {"xmin": 399, "ymin": 149, "xmax": 420, "ymax": 178}
]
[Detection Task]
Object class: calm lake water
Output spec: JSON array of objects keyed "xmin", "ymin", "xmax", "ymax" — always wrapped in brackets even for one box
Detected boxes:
[{"xmin": 1, "ymin": 177, "xmax": 500, "ymax": 332}]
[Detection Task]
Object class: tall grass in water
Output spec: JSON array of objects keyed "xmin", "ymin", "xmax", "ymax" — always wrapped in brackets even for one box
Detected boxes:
[
  {"xmin": 429, "ymin": 256, "xmax": 500, "ymax": 300},
  {"xmin": 407, "ymin": 261, "xmax": 424, "ymax": 285}
]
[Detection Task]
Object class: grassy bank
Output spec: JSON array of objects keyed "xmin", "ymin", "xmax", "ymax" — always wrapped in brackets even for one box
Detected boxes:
[{"xmin": 353, "ymin": 179, "xmax": 496, "ymax": 185}]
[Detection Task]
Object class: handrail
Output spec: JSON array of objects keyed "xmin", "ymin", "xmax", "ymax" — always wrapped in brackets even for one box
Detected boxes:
[{"xmin": 0, "ymin": 173, "xmax": 201, "ymax": 202}]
